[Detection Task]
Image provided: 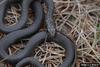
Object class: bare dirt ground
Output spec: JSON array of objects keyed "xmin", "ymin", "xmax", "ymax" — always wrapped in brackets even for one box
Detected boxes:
[{"xmin": 0, "ymin": 0, "xmax": 100, "ymax": 67}]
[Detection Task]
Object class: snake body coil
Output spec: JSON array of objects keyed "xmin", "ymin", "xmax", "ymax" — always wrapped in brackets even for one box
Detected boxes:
[
  {"xmin": 16, "ymin": 57, "xmax": 44, "ymax": 67},
  {"xmin": 0, "ymin": 0, "xmax": 76, "ymax": 67},
  {"xmin": 15, "ymin": 31, "xmax": 76, "ymax": 67},
  {"xmin": 0, "ymin": 0, "xmax": 33, "ymax": 33},
  {"xmin": 0, "ymin": 1, "xmax": 43, "ymax": 64}
]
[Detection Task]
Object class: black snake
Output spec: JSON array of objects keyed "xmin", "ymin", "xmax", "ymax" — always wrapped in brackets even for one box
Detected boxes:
[
  {"xmin": 0, "ymin": 0, "xmax": 76, "ymax": 67},
  {"xmin": 0, "ymin": 0, "xmax": 43, "ymax": 64},
  {"xmin": 15, "ymin": 31, "xmax": 76, "ymax": 67}
]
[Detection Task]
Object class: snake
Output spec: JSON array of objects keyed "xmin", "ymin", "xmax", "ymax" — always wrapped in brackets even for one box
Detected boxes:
[
  {"xmin": 43, "ymin": 0, "xmax": 56, "ymax": 37},
  {"xmin": 0, "ymin": 0, "xmax": 33, "ymax": 33},
  {"xmin": 16, "ymin": 1, "xmax": 76, "ymax": 66},
  {"xmin": 16, "ymin": 57, "xmax": 44, "ymax": 67},
  {"xmin": 15, "ymin": 31, "xmax": 76, "ymax": 67},
  {"xmin": 0, "ymin": 0, "xmax": 76, "ymax": 67},
  {"xmin": 0, "ymin": 1, "xmax": 43, "ymax": 64}
]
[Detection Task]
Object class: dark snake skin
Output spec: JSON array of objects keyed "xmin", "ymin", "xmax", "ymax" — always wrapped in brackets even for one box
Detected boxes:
[
  {"xmin": 0, "ymin": 0, "xmax": 76, "ymax": 67},
  {"xmin": 0, "ymin": 0, "xmax": 33, "ymax": 33},
  {"xmin": 0, "ymin": 1, "xmax": 43, "ymax": 64},
  {"xmin": 15, "ymin": 31, "xmax": 76, "ymax": 67},
  {"xmin": 43, "ymin": 0, "xmax": 56, "ymax": 37},
  {"xmin": 16, "ymin": 57, "xmax": 44, "ymax": 67}
]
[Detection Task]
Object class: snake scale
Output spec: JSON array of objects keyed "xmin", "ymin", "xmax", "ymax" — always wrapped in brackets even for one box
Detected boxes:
[{"xmin": 0, "ymin": 0, "xmax": 76, "ymax": 67}]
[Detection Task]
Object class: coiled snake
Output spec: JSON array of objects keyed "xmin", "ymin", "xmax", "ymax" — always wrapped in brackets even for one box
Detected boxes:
[
  {"xmin": 0, "ymin": 0, "xmax": 76, "ymax": 67},
  {"xmin": 0, "ymin": 0, "xmax": 43, "ymax": 64},
  {"xmin": 15, "ymin": 31, "xmax": 76, "ymax": 67}
]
